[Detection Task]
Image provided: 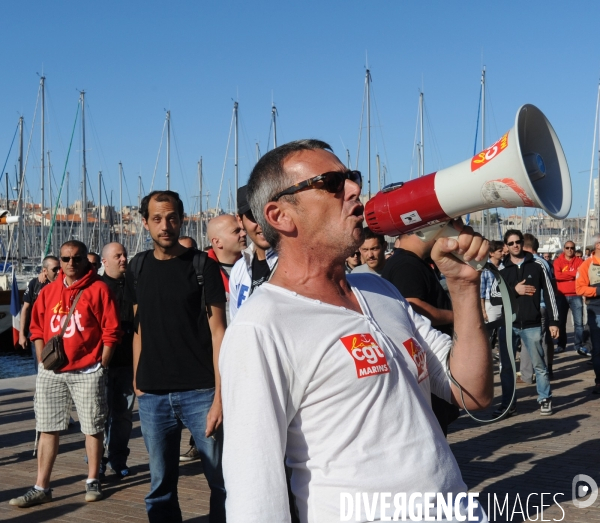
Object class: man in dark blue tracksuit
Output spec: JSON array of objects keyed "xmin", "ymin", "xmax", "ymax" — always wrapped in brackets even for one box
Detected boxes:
[{"xmin": 495, "ymin": 229, "xmax": 559, "ymax": 417}]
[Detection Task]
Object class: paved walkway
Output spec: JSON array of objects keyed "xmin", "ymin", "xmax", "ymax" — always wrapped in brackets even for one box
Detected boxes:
[{"xmin": 0, "ymin": 346, "xmax": 598, "ymax": 522}]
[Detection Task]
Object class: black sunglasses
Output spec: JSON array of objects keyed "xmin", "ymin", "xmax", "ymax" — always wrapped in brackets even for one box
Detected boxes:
[
  {"xmin": 271, "ymin": 170, "xmax": 362, "ymax": 202},
  {"xmin": 564, "ymin": 246, "xmax": 575, "ymax": 250},
  {"xmin": 50, "ymin": 267, "xmax": 60, "ymax": 272},
  {"xmin": 60, "ymin": 256, "xmax": 83, "ymax": 264},
  {"xmin": 506, "ymin": 240, "xmax": 523, "ymax": 247}
]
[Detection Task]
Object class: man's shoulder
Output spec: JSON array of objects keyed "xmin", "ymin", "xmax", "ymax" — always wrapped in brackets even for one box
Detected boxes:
[
  {"xmin": 230, "ymin": 254, "xmax": 250, "ymax": 283},
  {"xmin": 351, "ymin": 263, "xmax": 373, "ymax": 274},
  {"xmin": 348, "ymin": 272, "xmax": 403, "ymax": 300}
]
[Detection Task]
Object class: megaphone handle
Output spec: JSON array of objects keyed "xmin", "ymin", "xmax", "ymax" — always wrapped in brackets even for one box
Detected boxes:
[{"xmin": 414, "ymin": 222, "xmax": 488, "ymax": 272}]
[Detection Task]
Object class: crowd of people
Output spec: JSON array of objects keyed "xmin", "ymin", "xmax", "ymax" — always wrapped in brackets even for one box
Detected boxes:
[{"xmin": 7, "ymin": 138, "xmax": 599, "ymax": 522}]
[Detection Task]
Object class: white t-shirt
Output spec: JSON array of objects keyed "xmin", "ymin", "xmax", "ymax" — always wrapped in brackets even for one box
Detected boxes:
[{"xmin": 220, "ymin": 274, "xmax": 485, "ymax": 522}]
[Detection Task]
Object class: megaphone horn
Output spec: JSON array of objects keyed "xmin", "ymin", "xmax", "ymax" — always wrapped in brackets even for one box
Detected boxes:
[{"xmin": 365, "ymin": 104, "xmax": 571, "ymax": 243}]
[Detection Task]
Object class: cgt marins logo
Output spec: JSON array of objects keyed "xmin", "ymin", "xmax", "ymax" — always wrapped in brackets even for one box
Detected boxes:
[{"xmin": 340, "ymin": 333, "xmax": 390, "ymax": 379}]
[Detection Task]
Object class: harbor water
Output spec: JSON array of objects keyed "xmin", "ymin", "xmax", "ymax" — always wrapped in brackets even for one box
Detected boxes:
[{"xmin": 0, "ymin": 350, "xmax": 36, "ymax": 379}]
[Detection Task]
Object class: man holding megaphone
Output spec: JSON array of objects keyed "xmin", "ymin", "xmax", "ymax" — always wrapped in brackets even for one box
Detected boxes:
[{"xmin": 219, "ymin": 139, "xmax": 491, "ymax": 522}]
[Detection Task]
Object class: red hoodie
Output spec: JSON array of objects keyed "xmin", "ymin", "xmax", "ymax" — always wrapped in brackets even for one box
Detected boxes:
[
  {"xmin": 29, "ymin": 268, "xmax": 121, "ymax": 372},
  {"xmin": 553, "ymin": 252, "xmax": 583, "ymax": 296}
]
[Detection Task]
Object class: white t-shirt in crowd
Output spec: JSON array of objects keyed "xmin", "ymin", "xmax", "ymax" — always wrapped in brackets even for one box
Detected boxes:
[{"xmin": 220, "ymin": 273, "xmax": 487, "ymax": 523}]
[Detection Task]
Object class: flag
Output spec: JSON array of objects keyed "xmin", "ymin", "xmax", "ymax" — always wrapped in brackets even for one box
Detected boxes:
[{"xmin": 9, "ymin": 270, "xmax": 21, "ymax": 347}]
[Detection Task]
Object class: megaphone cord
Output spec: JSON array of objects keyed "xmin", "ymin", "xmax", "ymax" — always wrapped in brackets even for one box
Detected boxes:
[{"xmin": 446, "ymin": 265, "xmax": 517, "ymax": 423}]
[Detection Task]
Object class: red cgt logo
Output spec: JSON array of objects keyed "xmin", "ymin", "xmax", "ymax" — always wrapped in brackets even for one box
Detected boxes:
[
  {"xmin": 340, "ymin": 333, "xmax": 390, "ymax": 379},
  {"xmin": 402, "ymin": 338, "xmax": 429, "ymax": 383},
  {"xmin": 471, "ymin": 132, "xmax": 509, "ymax": 172}
]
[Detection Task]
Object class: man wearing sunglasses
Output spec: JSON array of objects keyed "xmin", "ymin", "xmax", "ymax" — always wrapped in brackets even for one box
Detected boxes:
[
  {"xmin": 496, "ymin": 230, "xmax": 559, "ymax": 417},
  {"xmin": 18, "ymin": 255, "xmax": 61, "ymax": 371},
  {"xmin": 229, "ymin": 185, "xmax": 278, "ymax": 320},
  {"xmin": 553, "ymin": 240, "xmax": 586, "ymax": 356},
  {"xmin": 220, "ymin": 139, "xmax": 491, "ymax": 522},
  {"xmin": 11, "ymin": 241, "xmax": 120, "ymax": 507}
]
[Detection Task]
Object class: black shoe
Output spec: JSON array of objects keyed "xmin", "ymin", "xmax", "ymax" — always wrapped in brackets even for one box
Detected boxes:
[{"xmin": 493, "ymin": 404, "xmax": 516, "ymax": 417}]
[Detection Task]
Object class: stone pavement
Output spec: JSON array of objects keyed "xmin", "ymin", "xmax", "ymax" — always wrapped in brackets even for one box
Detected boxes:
[{"xmin": 0, "ymin": 348, "xmax": 598, "ymax": 522}]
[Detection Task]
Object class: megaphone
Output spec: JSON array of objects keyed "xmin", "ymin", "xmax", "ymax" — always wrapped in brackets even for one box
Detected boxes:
[
  {"xmin": 0, "ymin": 210, "xmax": 18, "ymax": 225},
  {"xmin": 365, "ymin": 104, "xmax": 571, "ymax": 247}
]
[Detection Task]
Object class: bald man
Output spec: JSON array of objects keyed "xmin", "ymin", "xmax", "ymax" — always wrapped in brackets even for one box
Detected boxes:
[
  {"xmin": 207, "ymin": 215, "xmax": 247, "ymax": 317},
  {"xmin": 100, "ymin": 242, "xmax": 135, "ymax": 479},
  {"xmin": 207, "ymin": 214, "xmax": 247, "ymax": 265}
]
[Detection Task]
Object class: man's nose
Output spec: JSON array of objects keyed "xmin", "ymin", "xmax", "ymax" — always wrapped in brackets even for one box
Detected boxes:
[{"xmin": 345, "ymin": 177, "xmax": 361, "ymax": 199}]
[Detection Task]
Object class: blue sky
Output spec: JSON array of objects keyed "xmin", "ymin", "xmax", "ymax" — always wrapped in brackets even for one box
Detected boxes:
[{"xmin": 1, "ymin": 1, "xmax": 599, "ymax": 219}]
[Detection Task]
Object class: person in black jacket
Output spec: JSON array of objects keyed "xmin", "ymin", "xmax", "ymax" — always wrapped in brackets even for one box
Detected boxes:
[
  {"xmin": 495, "ymin": 230, "xmax": 559, "ymax": 417},
  {"xmin": 101, "ymin": 242, "xmax": 135, "ymax": 479}
]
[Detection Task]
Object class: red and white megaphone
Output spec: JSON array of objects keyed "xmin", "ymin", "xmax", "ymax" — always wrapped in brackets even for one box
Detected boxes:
[
  {"xmin": 0, "ymin": 210, "xmax": 18, "ymax": 225},
  {"xmin": 365, "ymin": 104, "xmax": 571, "ymax": 268}
]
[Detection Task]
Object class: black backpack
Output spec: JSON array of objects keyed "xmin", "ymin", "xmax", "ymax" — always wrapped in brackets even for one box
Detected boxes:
[{"xmin": 129, "ymin": 249, "xmax": 208, "ymax": 317}]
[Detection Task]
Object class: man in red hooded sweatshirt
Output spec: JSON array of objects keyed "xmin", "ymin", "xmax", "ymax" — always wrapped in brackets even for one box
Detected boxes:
[
  {"xmin": 554, "ymin": 240, "xmax": 587, "ymax": 356},
  {"xmin": 10, "ymin": 240, "xmax": 120, "ymax": 508}
]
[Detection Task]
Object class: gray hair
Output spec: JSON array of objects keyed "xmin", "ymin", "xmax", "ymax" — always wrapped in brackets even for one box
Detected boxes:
[
  {"xmin": 247, "ymin": 139, "xmax": 332, "ymax": 250},
  {"xmin": 590, "ymin": 234, "xmax": 600, "ymax": 247}
]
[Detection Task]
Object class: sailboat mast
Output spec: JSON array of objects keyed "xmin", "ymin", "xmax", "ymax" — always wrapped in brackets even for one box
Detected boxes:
[
  {"xmin": 98, "ymin": 171, "xmax": 102, "ymax": 251},
  {"xmin": 584, "ymin": 81, "xmax": 600, "ymax": 252},
  {"xmin": 119, "ymin": 162, "xmax": 123, "ymax": 247},
  {"xmin": 419, "ymin": 91, "xmax": 424, "ymax": 178},
  {"xmin": 272, "ymin": 104, "xmax": 277, "ymax": 149},
  {"xmin": 480, "ymin": 68, "xmax": 490, "ymax": 239},
  {"xmin": 198, "ymin": 158, "xmax": 203, "ymax": 249},
  {"xmin": 47, "ymin": 151, "xmax": 53, "ymax": 254},
  {"xmin": 366, "ymin": 68, "xmax": 371, "ymax": 199},
  {"xmin": 40, "ymin": 76, "xmax": 45, "ymax": 260},
  {"xmin": 376, "ymin": 154, "xmax": 381, "ymax": 192},
  {"xmin": 166, "ymin": 111, "xmax": 171, "ymax": 190},
  {"xmin": 256, "ymin": 143, "xmax": 260, "ymax": 162},
  {"xmin": 17, "ymin": 117, "xmax": 24, "ymax": 272},
  {"xmin": 80, "ymin": 91, "xmax": 88, "ymax": 247},
  {"xmin": 234, "ymin": 101, "xmax": 239, "ymax": 211}
]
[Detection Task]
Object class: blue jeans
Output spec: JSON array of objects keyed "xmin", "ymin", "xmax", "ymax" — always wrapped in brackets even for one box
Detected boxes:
[
  {"xmin": 137, "ymin": 389, "xmax": 226, "ymax": 523},
  {"xmin": 105, "ymin": 366, "xmax": 135, "ymax": 471},
  {"xmin": 586, "ymin": 309, "xmax": 600, "ymax": 384},
  {"xmin": 557, "ymin": 294, "xmax": 584, "ymax": 350},
  {"xmin": 499, "ymin": 326, "xmax": 551, "ymax": 405}
]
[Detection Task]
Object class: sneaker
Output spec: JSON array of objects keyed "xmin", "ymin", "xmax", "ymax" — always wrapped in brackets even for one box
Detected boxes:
[
  {"xmin": 85, "ymin": 480, "xmax": 103, "ymax": 502},
  {"xmin": 554, "ymin": 346, "xmax": 565, "ymax": 354},
  {"xmin": 577, "ymin": 347, "xmax": 592, "ymax": 357},
  {"xmin": 540, "ymin": 399, "xmax": 553, "ymax": 416},
  {"xmin": 493, "ymin": 404, "xmax": 517, "ymax": 417},
  {"xmin": 179, "ymin": 446, "xmax": 201, "ymax": 462},
  {"xmin": 9, "ymin": 487, "xmax": 52, "ymax": 507}
]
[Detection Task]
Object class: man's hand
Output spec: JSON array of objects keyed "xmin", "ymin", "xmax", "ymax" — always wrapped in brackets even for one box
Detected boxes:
[
  {"xmin": 18, "ymin": 333, "xmax": 28, "ymax": 350},
  {"xmin": 37, "ymin": 273, "xmax": 47, "ymax": 284},
  {"xmin": 549, "ymin": 326, "xmax": 559, "ymax": 339},
  {"xmin": 206, "ymin": 398, "xmax": 223, "ymax": 437},
  {"xmin": 515, "ymin": 279, "xmax": 536, "ymax": 296},
  {"xmin": 431, "ymin": 220, "xmax": 488, "ymax": 284}
]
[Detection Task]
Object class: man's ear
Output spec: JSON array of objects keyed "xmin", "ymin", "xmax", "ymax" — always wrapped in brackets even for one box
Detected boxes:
[
  {"xmin": 142, "ymin": 218, "xmax": 149, "ymax": 232},
  {"xmin": 212, "ymin": 237, "xmax": 222, "ymax": 249},
  {"xmin": 264, "ymin": 201, "xmax": 295, "ymax": 235}
]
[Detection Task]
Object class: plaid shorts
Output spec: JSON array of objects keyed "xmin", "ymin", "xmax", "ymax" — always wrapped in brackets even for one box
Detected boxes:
[{"xmin": 34, "ymin": 364, "xmax": 108, "ymax": 435}]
